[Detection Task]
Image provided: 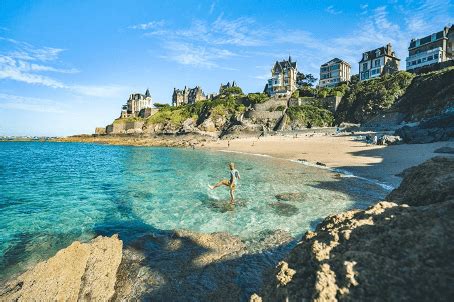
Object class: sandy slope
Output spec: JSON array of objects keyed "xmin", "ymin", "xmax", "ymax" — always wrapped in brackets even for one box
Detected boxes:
[{"xmin": 202, "ymin": 133, "xmax": 454, "ymax": 187}]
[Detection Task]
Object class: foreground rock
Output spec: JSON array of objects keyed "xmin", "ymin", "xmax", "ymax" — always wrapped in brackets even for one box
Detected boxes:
[
  {"xmin": 258, "ymin": 156, "xmax": 454, "ymax": 301},
  {"xmin": 1, "ymin": 229, "xmax": 293, "ymax": 301},
  {"xmin": 113, "ymin": 229, "xmax": 293, "ymax": 301},
  {"xmin": 0, "ymin": 235, "xmax": 123, "ymax": 301}
]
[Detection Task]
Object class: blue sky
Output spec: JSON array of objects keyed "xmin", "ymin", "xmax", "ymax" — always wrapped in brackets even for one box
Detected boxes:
[{"xmin": 0, "ymin": 0, "xmax": 452, "ymax": 136}]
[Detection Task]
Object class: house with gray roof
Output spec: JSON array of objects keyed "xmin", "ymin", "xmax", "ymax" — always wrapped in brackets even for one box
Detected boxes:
[
  {"xmin": 264, "ymin": 56, "xmax": 298, "ymax": 96},
  {"xmin": 359, "ymin": 43, "xmax": 400, "ymax": 81}
]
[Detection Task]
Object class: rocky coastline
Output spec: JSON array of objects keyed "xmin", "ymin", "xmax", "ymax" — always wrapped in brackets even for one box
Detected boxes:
[{"xmin": 1, "ymin": 156, "xmax": 453, "ymax": 301}]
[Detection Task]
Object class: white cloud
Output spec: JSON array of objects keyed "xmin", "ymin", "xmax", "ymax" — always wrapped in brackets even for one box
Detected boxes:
[
  {"xmin": 404, "ymin": 0, "xmax": 452, "ymax": 36},
  {"xmin": 209, "ymin": 1, "xmax": 216, "ymax": 14},
  {"xmin": 211, "ymin": 16, "xmax": 264, "ymax": 46},
  {"xmin": 141, "ymin": 16, "xmax": 265, "ymax": 47},
  {"xmin": 0, "ymin": 38, "xmax": 127, "ymax": 98},
  {"xmin": 68, "ymin": 84, "xmax": 128, "ymax": 98},
  {"xmin": 29, "ymin": 63, "xmax": 79, "ymax": 74},
  {"xmin": 0, "ymin": 55, "xmax": 66, "ymax": 88},
  {"xmin": 326, "ymin": 5, "xmax": 342, "ymax": 15},
  {"xmin": 0, "ymin": 93, "xmax": 67, "ymax": 113},
  {"xmin": 129, "ymin": 20, "xmax": 165, "ymax": 30},
  {"xmin": 161, "ymin": 42, "xmax": 236, "ymax": 68}
]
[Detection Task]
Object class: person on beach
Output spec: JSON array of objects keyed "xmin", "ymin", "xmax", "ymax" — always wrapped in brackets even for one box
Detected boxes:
[{"xmin": 209, "ymin": 162, "xmax": 241, "ymax": 204}]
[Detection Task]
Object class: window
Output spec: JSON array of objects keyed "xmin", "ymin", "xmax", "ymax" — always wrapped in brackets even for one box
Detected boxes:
[
  {"xmin": 363, "ymin": 53, "xmax": 368, "ymax": 60},
  {"xmin": 417, "ymin": 59, "xmax": 422, "ymax": 64},
  {"xmin": 428, "ymin": 56, "xmax": 433, "ymax": 61},
  {"xmin": 362, "ymin": 63, "xmax": 368, "ymax": 70},
  {"xmin": 374, "ymin": 59, "xmax": 380, "ymax": 67},
  {"xmin": 422, "ymin": 57, "xmax": 427, "ymax": 62},
  {"xmin": 412, "ymin": 60, "xmax": 416, "ymax": 65},
  {"xmin": 434, "ymin": 54, "xmax": 439, "ymax": 59}
]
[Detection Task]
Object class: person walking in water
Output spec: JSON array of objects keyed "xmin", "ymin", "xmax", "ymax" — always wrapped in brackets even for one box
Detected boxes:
[{"xmin": 209, "ymin": 162, "xmax": 241, "ymax": 205}]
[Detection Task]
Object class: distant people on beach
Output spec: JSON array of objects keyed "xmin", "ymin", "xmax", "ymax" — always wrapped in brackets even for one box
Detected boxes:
[{"xmin": 209, "ymin": 162, "xmax": 241, "ymax": 205}]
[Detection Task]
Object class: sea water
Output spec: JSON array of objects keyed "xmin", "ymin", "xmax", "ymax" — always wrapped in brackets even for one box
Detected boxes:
[{"xmin": 0, "ymin": 142, "xmax": 388, "ymax": 281}]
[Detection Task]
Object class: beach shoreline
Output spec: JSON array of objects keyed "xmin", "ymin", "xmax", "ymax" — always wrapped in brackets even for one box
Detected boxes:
[
  {"xmin": 50, "ymin": 131, "xmax": 454, "ymax": 187},
  {"xmin": 201, "ymin": 133, "xmax": 454, "ymax": 187}
]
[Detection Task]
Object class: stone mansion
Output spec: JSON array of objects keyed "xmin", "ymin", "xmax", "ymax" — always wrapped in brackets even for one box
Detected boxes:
[
  {"xmin": 264, "ymin": 56, "xmax": 298, "ymax": 96},
  {"xmin": 120, "ymin": 89, "xmax": 153, "ymax": 118},
  {"xmin": 172, "ymin": 86, "xmax": 207, "ymax": 106}
]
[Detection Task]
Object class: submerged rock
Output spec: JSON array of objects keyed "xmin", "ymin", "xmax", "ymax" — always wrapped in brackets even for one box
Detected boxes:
[
  {"xmin": 275, "ymin": 192, "xmax": 305, "ymax": 202},
  {"xmin": 270, "ymin": 202, "xmax": 299, "ymax": 217},
  {"xmin": 259, "ymin": 156, "xmax": 454, "ymax": 301},
  {"xmin": 0, "ymin": 235, "xmax": 123, "ymax": 301}
]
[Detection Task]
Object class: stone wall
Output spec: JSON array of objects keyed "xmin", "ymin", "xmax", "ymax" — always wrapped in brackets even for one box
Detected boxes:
[
  {"xmin": 107, "ymin": 121, "xmax": 145, "ymax": 134},
  {"xmin": 245, "ymin": 111, "xmax": 284, "ymax": 121},
  {"xmin": 289, "ymin": 96, "xmax": 341, "ymax": 113},
  {"xmin": 252, "ymin": 99, "xmax": 288, "ymax": 112},
  {"xmin": 142, "ymin": 108, "xmax": 159, "ymax": 118}
]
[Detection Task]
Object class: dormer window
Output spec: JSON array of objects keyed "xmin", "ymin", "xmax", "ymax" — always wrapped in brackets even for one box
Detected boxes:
[
  {"xmin": 376, "ymin": 49, "xmax": 381, "ymax": 56},
  {"xmin": 363, "ymin": 53, "xmax": 368, "ymax": 60}
]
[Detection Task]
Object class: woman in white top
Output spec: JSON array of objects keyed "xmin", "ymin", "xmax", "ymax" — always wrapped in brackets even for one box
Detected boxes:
[{"xmin": 209, "ymin": 162, "xmax": 241, "ymax": 205}]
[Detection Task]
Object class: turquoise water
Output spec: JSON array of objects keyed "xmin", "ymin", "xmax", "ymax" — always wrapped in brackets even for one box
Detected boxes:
[{"xmin": 0, "ymin": 142, "xmax": 387, "ymax": 280}]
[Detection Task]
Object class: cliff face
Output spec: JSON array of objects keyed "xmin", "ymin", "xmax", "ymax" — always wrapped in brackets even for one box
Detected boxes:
[
  {"xmin": 259, "ymin": 156, "xmax": 454, "ymax": 301},
  {"xmin": 0, "ymin": 235, "xmax": 123, "ymax": 301}
]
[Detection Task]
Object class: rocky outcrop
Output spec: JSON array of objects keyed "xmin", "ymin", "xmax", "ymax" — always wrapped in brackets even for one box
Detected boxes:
[
  {"xmin": 1, "ymin": 229, "xmax": 293, "ymax": 302},
  {"xmin": 395, "ymin": 112, "xmax": 454, "ymax": 144},
  {"xmin": 113, "ymin": 229, "xmax": 293, "ymax": 301},
  {"xmin": 0, "ymin": 235, "xmax": 123, "ymax": 301},
  {"xmin": 258, "ymin": 156, "xmax": 454, "ymax": 301},
  {"xmin": 386, "ymin": 156, "xmax": 454, "ymax": 206}
]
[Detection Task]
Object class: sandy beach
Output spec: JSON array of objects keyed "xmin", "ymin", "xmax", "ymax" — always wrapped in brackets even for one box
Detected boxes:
[{"xmin": 202, "ymin": 133, "xmax": 454, "ymax": 187}]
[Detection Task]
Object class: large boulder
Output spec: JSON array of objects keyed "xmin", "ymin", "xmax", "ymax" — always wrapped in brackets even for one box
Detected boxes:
[
  {"xmin": 1, "ymin": 235, "xmax": 123, "ymax": 301},
  {"xmin": 258, "ymin": 156, "xmax": 454, "ymax": 301},
  {"xmin": 386, "ymin": 156, "xmax": 454, "ymax": 206},
  {"xmin": 198, "ymin": 117, "xmax": 217, "ymax": 132},
  {"xmin": 395, "ymin": 112, "xmax": 454, "ymax": 144}
]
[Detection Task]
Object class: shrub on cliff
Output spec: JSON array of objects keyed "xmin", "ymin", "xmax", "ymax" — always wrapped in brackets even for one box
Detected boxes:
[
  {"xmin": 146, "ymin": 106, "xmax": 195, "ymax": 126},
  {"xmin": 220, "ymin": 86, "xmax": 243, "ymax": 96},
  {"xmin": 287, "ymin": 105, "xmax": 334, "ymax": 127},
  {"xmin": 147, "ymin": 95, "xmax": 246, "ymax": 127},
  {"xmin": 393, "ymin": 67, "xmax": 454, "ymax": 121},
  {"xmin": 247, "ymin": 93, "xmax": 269, "ymax": 104},
  {"xmin": 335, "ymin": 71, "xmax": 415, "ymax": 124}
]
